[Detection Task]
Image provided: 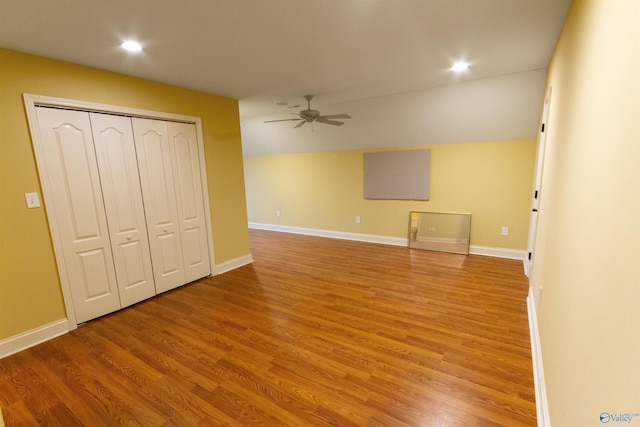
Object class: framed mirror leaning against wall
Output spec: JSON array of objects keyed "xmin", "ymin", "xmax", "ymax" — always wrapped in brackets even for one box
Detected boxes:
[{"xmin": 408, "ymin": 211, "xmax": 471, "ymax": 255}]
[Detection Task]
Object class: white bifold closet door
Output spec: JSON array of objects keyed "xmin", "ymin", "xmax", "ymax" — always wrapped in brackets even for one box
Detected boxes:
[
  {"xmin": 132, "ymin": 118, "xmax": 210, "ymax": 293},
  {"xmin": 35, "ymin": 107, "xmax": 211, "ymax": 323},
  {"xmin": 89, "ymin": 113, "xmax": 156, "ymax": 307},
  {"xmin": 35, "ymin": 108, "xmax": 148, "ymax": 322}
]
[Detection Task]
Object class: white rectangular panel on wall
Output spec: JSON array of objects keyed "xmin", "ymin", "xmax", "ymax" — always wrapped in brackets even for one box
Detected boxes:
[
  {"xmin": 132, "ymin": 117, "xmax": 186, "ymax": 293},
  {"xmin": 168, "ymin": 122, "xmax": 211, "ymax": 282},
  {"xmin": 363, "ymin": 149, "xmax": 430, "ymax": 200},
  {"xmin": 90, "ymin": 113, "xmax": 157, "ymax": 307},
  {"xmin": 35, "ymin": 107, "xmax": 121, "ymax": 323}
]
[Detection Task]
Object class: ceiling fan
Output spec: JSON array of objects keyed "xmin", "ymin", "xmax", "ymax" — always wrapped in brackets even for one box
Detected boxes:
[{"xmin": 264, "ymin": 95, "xmax": 351, "ymax": 129}]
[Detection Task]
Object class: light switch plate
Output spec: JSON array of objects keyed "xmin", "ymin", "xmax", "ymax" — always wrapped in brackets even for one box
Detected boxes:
[{"xmin": 25, "ymin": 192, "xmax": 41, "ymax": 208}]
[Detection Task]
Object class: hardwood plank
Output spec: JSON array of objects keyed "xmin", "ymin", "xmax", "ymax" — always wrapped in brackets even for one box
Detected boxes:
[{"xmin": 0, "ymin": 229, "xmax": 536, "ymax": 425}]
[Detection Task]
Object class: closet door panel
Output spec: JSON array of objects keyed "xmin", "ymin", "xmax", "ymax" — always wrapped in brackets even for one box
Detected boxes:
[
  {"xmin": 132, "ymin": 118, "xmax": 186, "ymax": 293},
  {"xmin": 35, "ymin": 107, "xmax": 121, "ymax": 323},
  {"xmin": 168, "ymin": 122, "xmax": 211, "ymax": 281},
  {"xmin": 90, "ymin": 113, "xmax": 156, "ymax": 307}
]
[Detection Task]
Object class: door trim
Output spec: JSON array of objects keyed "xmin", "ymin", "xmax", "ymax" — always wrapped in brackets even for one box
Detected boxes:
[
  {"xmin": 526, "ymin": 87, "xmax": 552, "ymax": 279},
  {"xmin": 23, "ymin": 93, "xmax": 216, "ymax": 330}
]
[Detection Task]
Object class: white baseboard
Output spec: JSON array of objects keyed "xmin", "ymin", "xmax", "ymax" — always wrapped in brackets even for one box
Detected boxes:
[
  {"xmin": 249, "ymin": 222, "xmax": 408, "ymax": 247},
  {"xmin": 215, "ymin": 253, "xmax": 254, "ymax": 275},
  {"xmin": 469, "ymin": 245, "xmax": 528, "ymax": 261},
  {"xmin": 527, "ymin": 287, "xmax": 550, "ymax": 427},
  {"xmin": 249, "ymin": 223, "xmax": 528, "ymax": 262},
  {"xmin": 0, "ymin": 318, "xmax": 69, "ymax": 359}
]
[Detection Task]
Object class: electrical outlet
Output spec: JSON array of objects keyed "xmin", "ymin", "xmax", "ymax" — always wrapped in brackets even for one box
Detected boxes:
[
  {"xmin": 355, "ymin": 216, "xmax": 361, "ymax": 224},
  {"xmin": 501, "ymin": 226, "xmax": 509, "ymax": 236},
  {"xmin": 276, "ymin": 210, "xmax": 281, "ymax": 217}
]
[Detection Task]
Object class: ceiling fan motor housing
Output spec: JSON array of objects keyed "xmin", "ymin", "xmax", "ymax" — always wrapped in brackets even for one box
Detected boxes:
[{"xmin": 301, "ymin": 109, "xmax": 320, "ymax": 121}]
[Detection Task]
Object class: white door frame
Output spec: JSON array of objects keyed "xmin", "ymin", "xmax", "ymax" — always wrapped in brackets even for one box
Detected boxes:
[
  {"xmin": 23, "ymin": 93, "xmax": 217, "ymax": 330},
  {"xmin": 525, "ymin": 87, "xmax": 552, "ymax": 278}
]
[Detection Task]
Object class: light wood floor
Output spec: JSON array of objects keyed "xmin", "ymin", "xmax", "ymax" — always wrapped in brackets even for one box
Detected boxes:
[{"xmin": 0, "ymin": 230, "xmax": 536, "ymax": 426}]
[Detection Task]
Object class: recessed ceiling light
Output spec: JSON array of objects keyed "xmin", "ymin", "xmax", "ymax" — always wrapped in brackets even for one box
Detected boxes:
[
  {"xmin": 121, "ymin": 41, "xmax": 142, "ymax": 52},
  {"xmin": 451, "ymin": 61, "xmax": 469, "ymax": 72}
]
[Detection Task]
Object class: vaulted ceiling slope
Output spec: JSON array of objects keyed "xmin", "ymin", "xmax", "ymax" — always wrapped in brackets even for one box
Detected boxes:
[
  {"xmin": 242, "ymin": 68, "xmax": 548, "ymax": 156},
  {"xmin": 0, "ymin": 0, "xmax": 570, "ymax": 122}
]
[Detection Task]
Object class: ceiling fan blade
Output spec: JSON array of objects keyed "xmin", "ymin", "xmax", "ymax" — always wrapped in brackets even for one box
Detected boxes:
[
  {"xmin": 264, "ymin": 118, "xmax": 302, "ymax": 123},
  {"xmin": 318, "ymin": 114, "xmax": 351, "ymax": 120},
  {"xmin": 293, "ymin": 121, "xmax": 306, "ymax": 129},
  {"xmin": 316, "ymin": 118, "xmax": 344, "ymax": 126}
]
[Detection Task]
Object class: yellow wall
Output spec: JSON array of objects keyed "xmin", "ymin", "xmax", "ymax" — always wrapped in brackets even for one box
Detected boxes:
[
  {"xmin": 244, "ymin": 139, "xmax": 535, "ymax": 249},
  {"xmin": 531, "ymin": 0, "xmax": 640, "ymax": 424},
  {"xmin": 0, "ymin": 48, "xmax": 250, "ymax": 340}
]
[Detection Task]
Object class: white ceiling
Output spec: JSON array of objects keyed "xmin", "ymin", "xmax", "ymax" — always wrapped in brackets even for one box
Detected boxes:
[{"xmin": 0, "ymin": 0, "xmax": 570, "ymax": 120}]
